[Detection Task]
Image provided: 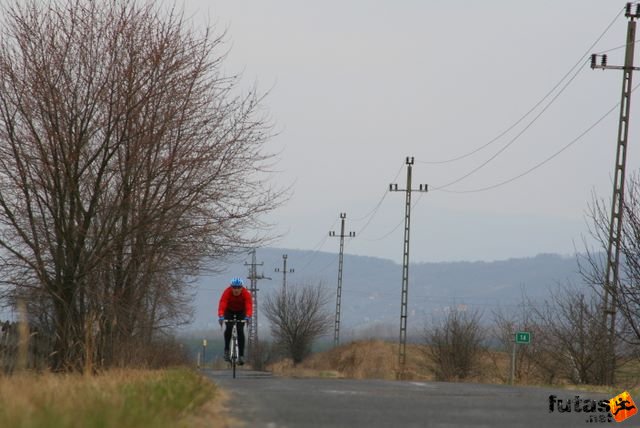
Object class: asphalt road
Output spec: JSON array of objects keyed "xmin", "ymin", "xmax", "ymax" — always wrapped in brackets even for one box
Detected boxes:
[{"xmin": 203, "ymin": 369, "xmax": 635, "ymax": 428}]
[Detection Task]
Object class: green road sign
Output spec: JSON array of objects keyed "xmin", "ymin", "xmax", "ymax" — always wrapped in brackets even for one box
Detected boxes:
[{"xmin": 515, "ymin": 331, "xmax": 531, "ymax": 344}]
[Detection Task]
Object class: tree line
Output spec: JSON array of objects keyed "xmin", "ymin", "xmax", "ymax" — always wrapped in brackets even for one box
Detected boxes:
[
  {"xmin": 422, "ymin": 174, "xmax": 640, "ymax": 384},
  {"xmin": 258, "ymin": 173, "xmax": 640, "ymax": 384},
  {"xmin": 0, "ymin": 0, "xmax": 281, "ymax": 371},
  {"xmin": 0, "ymin": 1, "xmax": 638, "ymax": 382}
]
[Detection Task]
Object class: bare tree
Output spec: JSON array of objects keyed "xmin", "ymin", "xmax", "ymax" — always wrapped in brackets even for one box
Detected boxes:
[
  {"xmin": 0, "ymin": 0, "xmax": 282, "ymax": 371},
  {"xmin": 491, "ymin": 301, "xmax": 547, "ymax": 384},
  {"xmin": 528, "ymin": 286, "xmax": 607, "ymax": 385},
  {"xmin": 263, "ymin": 283, "xmax": 333, "ymax": 365},
  {"xmin": 423, "ymin": 309, "xmax": 485, "ymax": 381},
  {"xmin": 607, "ymin": 173, "xmax": 640, "ymax": 344},
  {"xmin": 577, "ymin": 172, "xmax": 640, "ymax": 381},
  {"xmin": 247, "ymin": 339, "xmax": 274, "ymax": 371}
]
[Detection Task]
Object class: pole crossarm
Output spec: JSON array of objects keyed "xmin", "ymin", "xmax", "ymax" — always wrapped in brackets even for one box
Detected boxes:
[{"xmin": 591, "ymin": 54, "xmax": 640, "ymax": 71}]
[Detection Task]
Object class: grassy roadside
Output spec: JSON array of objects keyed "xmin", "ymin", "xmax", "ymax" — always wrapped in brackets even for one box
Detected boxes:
[
  {"xmin": 0, "ymin": 367, "xmax": 229, "ymax": 428},
  {"xmin": 268, "ymin": 340, "xmax": 640, "ymax": 396}
]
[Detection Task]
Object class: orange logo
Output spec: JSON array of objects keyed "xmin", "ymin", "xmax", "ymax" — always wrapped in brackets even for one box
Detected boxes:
[{"xmin": 609, "ymin": 391, "xmax": 637, "ymax": 423}]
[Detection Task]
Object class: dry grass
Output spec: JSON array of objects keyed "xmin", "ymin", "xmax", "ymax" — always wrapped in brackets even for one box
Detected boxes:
[
  {"xmin": 0, "ymin": 368, "xmax": 228, "ymax": 428},
  {"xmin": 268, "ymin": 340, "xmax": 429, "ymax": 380},
  {"xmin": 268, "ymin": 340, "xmax": 640, "ymax": 396},
  {"xmin": 181, "ymin": 387, "xmax": 239, "ymax": 428}
]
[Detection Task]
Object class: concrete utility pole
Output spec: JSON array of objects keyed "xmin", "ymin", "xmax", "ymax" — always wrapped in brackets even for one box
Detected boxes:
[
  {"xmin": 245, "ymin": 249, "xmax": 270, "ymax": 354},
  {"xmin": 275, "ymin": 254, "xmax": 295, "ymax": 294},
  {"xmin": 390, "ymin": 156, "xmax": 428, "ymax": 377},
  {"xmin": 329, "ymin": 213, "xmax": 355, "ymax": 347},
  {"xmin": 590, "ymin": 2, "xmax": 640, "ymax": 385}
]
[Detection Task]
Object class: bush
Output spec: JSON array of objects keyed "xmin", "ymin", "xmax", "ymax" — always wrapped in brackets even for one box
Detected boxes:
[{"xmin": 423, "ymin": 309, "xmax": 485, "ymax": 381}]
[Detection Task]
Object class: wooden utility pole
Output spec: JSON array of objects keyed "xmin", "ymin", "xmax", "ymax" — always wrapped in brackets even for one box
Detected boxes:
[
  {"xmin": 390, "ymin": 156, "xmax": 427, "ymax": 378},
  {"xmin": 590, "ymin": 2, "xmax": 640, "ymax": 385},
  {"xmin": 329, "ymin": 213, "xmax": 355, "ymax": 347},
  {"xmin": 245, "ymin": 249, "xmax": 270, "ymax": 354},
  {"xmin": 275, "ymin": 254, "xmax": 295, "ymax": 294}
]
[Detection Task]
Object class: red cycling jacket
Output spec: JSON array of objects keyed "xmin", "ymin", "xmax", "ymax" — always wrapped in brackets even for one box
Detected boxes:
[{"xmin": 218, "ymin": 286, "xmax": 253, "ymax": 318}]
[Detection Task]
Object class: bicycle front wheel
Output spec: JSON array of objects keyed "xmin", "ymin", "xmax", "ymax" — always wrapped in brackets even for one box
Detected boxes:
[{"xmin": 231, "ymin": 337, "xmax": 237, "ymax": 378}]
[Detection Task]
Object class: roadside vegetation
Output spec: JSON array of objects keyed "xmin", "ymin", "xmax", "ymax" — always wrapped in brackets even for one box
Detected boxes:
[
  {"xmin": 0, "ymin": 368, "xmax": 226, "ymax": 428},
  {"xmin": 267, "ymin": 339, "xmax": 639, "ymax": 396},
  {"xmin": 0, "ymin": 1, "xmax": 273, "ymax": 426},
  {"xmin": 0, "ymin": 0, "xmax": 281, "ymax": 373}
]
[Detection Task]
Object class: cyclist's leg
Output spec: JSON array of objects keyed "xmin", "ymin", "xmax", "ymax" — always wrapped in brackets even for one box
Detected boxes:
[
  {"xmin": 223, "ymin": 313, "xmax": 233, "ymax": 360},
  {"xmin": 223, "ymin": 324, "xmax": 233, "ymax": 348},
  {"xmin": 237, "ymin": 320, "xmax": 246, "ymax": 357}
]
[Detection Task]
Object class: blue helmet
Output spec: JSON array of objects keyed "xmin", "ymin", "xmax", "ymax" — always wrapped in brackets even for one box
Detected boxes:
[{"xmin": 230, "ymin": 277, "xmax": 244, "ymax": 287}]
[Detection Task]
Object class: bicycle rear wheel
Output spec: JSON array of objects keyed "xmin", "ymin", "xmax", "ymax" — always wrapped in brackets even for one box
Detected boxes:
[{"xmin": 231, "ymin": 336, "xmax": 237, "ymax": 378}]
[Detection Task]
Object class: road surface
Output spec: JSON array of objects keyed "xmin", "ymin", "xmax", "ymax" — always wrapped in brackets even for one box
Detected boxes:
[{"xmin": 204, "ymin": 368, "xmax": 633, "ymax": 427}]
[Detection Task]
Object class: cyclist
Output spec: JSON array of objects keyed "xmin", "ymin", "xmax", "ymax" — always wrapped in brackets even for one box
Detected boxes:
[{"xmin": 218, "ymin": 277, "xmax": 252, "ymax": 365}]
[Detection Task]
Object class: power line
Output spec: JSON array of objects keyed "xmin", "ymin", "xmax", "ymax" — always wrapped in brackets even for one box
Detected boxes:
[
  {"xmin": 297, "ymin": 219, "xmax": 338, "ymax": 271},
  {"xmin": 359, "ymin": 193, "xmax": 425, "ymax": 242},
  {"xmin": 427, "ymin": 39, "xmax": 640, "ymax": 194},
  {"xmin": 431, "ymin": 59, "xmax": 589, "ymax": 191},
  {"xmin": 352, "ymin": 161, "xmax": 405, "ymax": 223},
  {"xmin": 341, "ymin": 289, "xmax": 545, "ymax": 309},
  {"xmin": 436, "ymin": 89, "xmax": 630, "ymax": 194},
  {"xmin": 418, "ymin": 6, "xmax": 624, "ymax": 166},
  {"xmin": 595, "ymin": 38, "xmax": 640, "ymax": 55},
  {"xmin": 297, "ymin": 162, "xmax": 404, "ymax": 270}
]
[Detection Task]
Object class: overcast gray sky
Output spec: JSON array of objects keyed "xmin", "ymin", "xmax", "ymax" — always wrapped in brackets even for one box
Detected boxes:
[{"xmin": 179, "ymin": 0, "xmax": 639, "ymax": 264}]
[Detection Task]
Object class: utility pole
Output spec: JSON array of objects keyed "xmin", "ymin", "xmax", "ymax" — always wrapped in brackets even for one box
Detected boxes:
[
  {"xmin": 390, "ymin": 156, "xmax": 428, "ymax": 378},
  {"xmin": 275, "ymin": 254, "xmax": 294, "ymax": 294},
  {"xmin": 245, "ymin": 249, "xmax": 270, "ymax": 354},
  {"xmin": 329, "ymin": 213, "xmax": 355, "ymax": 347},
  {"xmin": 590, "ymin": 2, "xmax": 640, "ymax": 385}
]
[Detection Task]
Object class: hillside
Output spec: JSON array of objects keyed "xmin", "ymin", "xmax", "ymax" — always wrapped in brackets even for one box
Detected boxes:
[{"xmin": 190, "ymin": 249, "xmax": 587, "ymax": 336}]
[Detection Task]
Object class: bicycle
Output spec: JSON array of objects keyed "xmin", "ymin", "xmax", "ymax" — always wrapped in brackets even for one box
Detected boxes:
[{"xmin": 223, "ymin": 316, "xmax": 246, "ymax": 378}]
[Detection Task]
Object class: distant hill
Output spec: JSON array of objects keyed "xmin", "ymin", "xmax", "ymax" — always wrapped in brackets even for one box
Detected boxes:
[{"xmin": 190, "ymin": 248, "xmax": 587, "ymax": 337}]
